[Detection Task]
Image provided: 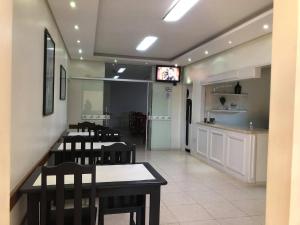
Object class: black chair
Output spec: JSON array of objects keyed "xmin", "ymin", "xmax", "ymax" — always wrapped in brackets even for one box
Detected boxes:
[
  {"xmin": 99, "ymin": 129, "xmax": 121, "ymax": 142},
  {"xmin": 100, "ymin": 143, "xmax": 136, "ymax": 165},
  {"xmin": 62, "ymin": 136, "xmax": 95, "ymax": 165},
  {"xmin": 88, "ymin": 125, "xmax": 109, "ymax": 136},
  {"xmin": 98, "ymin": 143, "xmax": 145, "ymax": 225},
  {"xmin": 77, "ymin": 122, "xmax": 96, "ymax": 132},
  {"xmin": 40, "ymin": 162, "xmax": 96, "ymax": 225}
]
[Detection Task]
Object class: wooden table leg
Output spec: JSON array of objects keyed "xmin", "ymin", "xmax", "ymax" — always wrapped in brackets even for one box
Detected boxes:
[
  {"xmin": 149, "ymin": 187, "xmax": 160, "ymax": 225},
  {"xmin": 27, "ymin": 193, "xmax": 39, "ymax": 225}
]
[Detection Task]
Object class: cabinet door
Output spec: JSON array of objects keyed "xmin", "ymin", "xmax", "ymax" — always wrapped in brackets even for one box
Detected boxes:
[
  {"xmin": 226, "ymin": 132, "xmax": 248, "ymax": 177},
  {"xmin": 209, "ymin": 129, "xmax": 225, "ymax": 165},
  {"xmin": 197, "ymin": 127, "xmax": 209, "ymax": 157}
]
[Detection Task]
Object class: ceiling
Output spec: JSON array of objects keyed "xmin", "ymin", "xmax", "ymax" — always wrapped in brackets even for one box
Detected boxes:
[
  {"xmin": 105, "ymin": 63, "xmax": 152, "ymax": 80},
  {"xmin": 47, "ymin": 0, "xmax": 273, "ymax": 66}
]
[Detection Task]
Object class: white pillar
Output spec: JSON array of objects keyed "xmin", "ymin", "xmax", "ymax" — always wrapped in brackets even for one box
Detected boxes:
[
  {"xmin": 0, "ymin": 0, "xmax": 12, "ymax": 224},
  {"xmin": 266, "ymin": 0, "xmax": 300, "ymax": 224}
]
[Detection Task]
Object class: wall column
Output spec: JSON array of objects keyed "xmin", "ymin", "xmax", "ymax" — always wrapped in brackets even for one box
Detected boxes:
[
  {"xmin": 0, "ymin": 0, "xmax": 12, "ymax": 224},
  {"xmin": 266, "ymin": 0, "xmax": 300, "ymax": 224}
]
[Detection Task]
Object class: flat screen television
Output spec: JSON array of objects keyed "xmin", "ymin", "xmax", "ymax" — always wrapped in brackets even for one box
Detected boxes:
[{"xmin": 156, "ymin": 65, "xmax": 181, "ymax": 83}]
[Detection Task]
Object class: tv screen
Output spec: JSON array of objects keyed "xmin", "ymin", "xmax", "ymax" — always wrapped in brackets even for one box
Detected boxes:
[{"xmin": 156, "ymin": 66, "xmax": 181, "ymax": 83}]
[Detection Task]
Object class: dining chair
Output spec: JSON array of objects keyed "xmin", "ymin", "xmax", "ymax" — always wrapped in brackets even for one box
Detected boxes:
[
  {"xmin": 77, "ymin": 122, "xmax": 96, "ymax": 132},
  {"xmin": 88, "ymin": 125, "xmax": 109, "ymax": 136},
  {"xmin": 62, "ymin": 136, "xmax": 95, "ymax": 165},
  {"xmin": 98, "ymin": 143, "xmax": 145, "ymax": 225},
  {"xmin": 99, "ymin": 129, "xmax": 121, "ymax": 142},
  {"xmin": 100, "ymin": 143, "xmax": 136, "ymax": 165},
  {"xmin": 40, "ymin": 162, "xmax": 96, "ymax": 225}
]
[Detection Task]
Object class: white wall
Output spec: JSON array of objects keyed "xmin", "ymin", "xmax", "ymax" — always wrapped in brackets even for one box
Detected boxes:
[
  {"xmin": 171, "ymin": 84, "xmax": 183, "ymax": 149},
  {"xmin": 68, "ymin": 60, "xmax": 106, "ymax": 125},
  {"xmin": 10, "ymin": 0, "xmax": 69, "ymax": 224},
  {"xmin": 69, "ymin": 59, "xmax": 105, "ymax": 78},
  {"xmin": 185, "ymin": 34, "xmax": 272, "ymax": 127},
  {"xmin": 205, "ymin": 67, "xmax": 271, "ymax": 128},
  {"xmin": 185, "ymin": 34, "xmax": 272, "ymax": 82}
]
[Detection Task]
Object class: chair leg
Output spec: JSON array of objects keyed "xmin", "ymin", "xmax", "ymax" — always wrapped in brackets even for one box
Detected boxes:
[
  {"xmin": 130, "ymin": 212, "xmax": 135, "ymax": 225},
  {"xmin": 98, "ymin": 211, "xmax": 104, "ymax": 225}
]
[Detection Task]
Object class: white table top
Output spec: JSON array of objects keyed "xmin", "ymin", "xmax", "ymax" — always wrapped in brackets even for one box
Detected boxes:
[
  {"xmin": 67, "ymin": 132, "xmax": 93, "ymax": 136},
  {"xmin": 57, "ymin": 142, "xmax": 125, "ymax": 151},
  {"xmin": 33, "ymin": 164, "xmax": 155, "ymax": 187}
]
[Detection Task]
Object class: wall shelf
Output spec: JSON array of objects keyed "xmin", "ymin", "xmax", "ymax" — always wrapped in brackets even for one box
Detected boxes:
[
  {"xmin": 211, "ymin": 92, "xmax": 248, "ymax": 96},
  {"xmin": 210, "ymin": 109, "xmax": 248, "ymax": 113}
]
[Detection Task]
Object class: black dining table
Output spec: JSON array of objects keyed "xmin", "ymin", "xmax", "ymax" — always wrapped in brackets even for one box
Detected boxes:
[{"xmin": 19, "ymin": 162, "xmax": 167, "ymax": 225}]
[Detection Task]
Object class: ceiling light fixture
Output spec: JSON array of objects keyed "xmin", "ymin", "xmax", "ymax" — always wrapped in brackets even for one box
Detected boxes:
[
  {"xmin": 164, "ymin": 0, "xmax": 199, "ymax": 22},
  {"xmin": 114, "ymin": 59, "xmax": 118, "ymax": 63},
  {"xmin": 136, "ymin": 36, "xmax": 158, "ymax": 51},
  {"xmin": 74, "ymin": 25, "xmax": 79, "ymax": 30},
  {"xmin": 188, "ymin": 58, "xmax": 192, "ymax": 62},
  {"xmin": 77, "ymin": 40, "xmax": 80, "ymax": 44},
  {"xmin": 118, "ymin": 68, "xmax": 126, "ymax": 73},
  {"xmin": 263, "ymin": 24, "xmax": 269, "ymax": 30},
  {"xmin": 113, "ymin": 75, "xmax": 119, "ymax": 79},
  {"xmin": 228, "ymin": 40, "xmax": 233, "ymax": 45},
  {"xmin": 175, "ymin": 64, "xmax": 178, "ymax": 67},
  {"xmin": 70, "ymin": 1, "xmax": 76, "ymax": 8},
  {"xmin": 80, "ymin": 56, "xmax": 83, "ymax": 60},
  {"xmin": 78, "ymin": 49, "xmax": 82, "ymax": 54},
  {"xmin": 204, "ymin": 50, "xmax": 209, "ymax": 55}
]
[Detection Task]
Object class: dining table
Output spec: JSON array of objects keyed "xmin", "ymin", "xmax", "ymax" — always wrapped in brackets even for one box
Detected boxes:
[
  {"xmin": 19, "ymin": 162, "xmax": 167, "ymax": 225},
  {"xmin": 51, "ymin": 141, "xmax": 128, "ymax": 165}
]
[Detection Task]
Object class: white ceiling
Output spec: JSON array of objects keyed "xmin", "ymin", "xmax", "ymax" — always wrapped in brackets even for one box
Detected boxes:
[{"xmin": 47, "ymin": 0, "xmax": 273, "ymax": 66}]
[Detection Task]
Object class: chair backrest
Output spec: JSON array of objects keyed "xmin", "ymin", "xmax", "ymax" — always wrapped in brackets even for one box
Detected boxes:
[
  {"xmin": 88, "ymin": 125, "xmax": 109, "ymax": 136},
  {"xmin": 99, "ymin": 129, "xmax": 121, "ymax": 142},
  {"xmin": 41, "ymin": 162, "xmax": 96, "ymax": 225},
  {"xmin": 77, "ymin": 122, "xmax": 96, "ymax": 132},
  {"xmin": 100, "ymin": 143, "xmax": 136, "ymax": 165},
  {"xmin": 62, "ymin": 136, "xmax": 94, "ymax": 165}
]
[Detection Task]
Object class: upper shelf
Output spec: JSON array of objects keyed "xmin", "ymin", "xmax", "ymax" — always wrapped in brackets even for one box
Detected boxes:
[{"xmin": 211, "ymin": 92, "xmax": 248, "ymax": 97}]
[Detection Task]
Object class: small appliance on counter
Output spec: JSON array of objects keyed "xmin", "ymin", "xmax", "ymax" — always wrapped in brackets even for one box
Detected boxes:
[{"xmin": 204, "ymin": 112, "xmax": 215, "ymax": 124}]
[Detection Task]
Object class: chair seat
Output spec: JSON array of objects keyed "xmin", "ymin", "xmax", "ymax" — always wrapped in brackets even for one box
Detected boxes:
[{"xmin": 47, "ymin": 206, "xmax": 97, "ymax": 225}]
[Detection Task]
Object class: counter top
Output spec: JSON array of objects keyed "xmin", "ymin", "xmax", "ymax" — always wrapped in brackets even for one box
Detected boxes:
[{"xmin": 197, "ymin": 122, "xmax": 269, "ymax": 134}]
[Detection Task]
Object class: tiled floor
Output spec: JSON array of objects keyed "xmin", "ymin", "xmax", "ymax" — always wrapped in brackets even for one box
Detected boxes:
[{"xmin": 103, "ymin": 149, "xmax": 266, "ymax": 225}]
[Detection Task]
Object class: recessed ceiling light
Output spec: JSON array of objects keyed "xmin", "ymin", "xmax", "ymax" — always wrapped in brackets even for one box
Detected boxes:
[
  {"xmin": 114, "ymin": 59, "xmax": 118, "ymax": 63},
  {"xmin": 77, "ymin": 40, "xmax": 80, "ymax": 44},
  {"xmin": 175, "ymin": 64, "xmax": 178, "ymax": 67},
  {"xmin": 118, "ymin": 68, "xmax": 126, "ymax": 73},
  {"xmin": 74, "ymin": 25, "xmax": 79, "ymax": 30},
  {"xmin": 80, "ymin": 56, "xmax": 83, "ymax": 60},
  {"xmin": 136, "ymin": 36, "xmax": 158, "ymax": 51},
  {"xmin": 164, "ymin": 0, "xmax": 199, "ymax": 22},
  {"xmin": 78, "ymin": 49, "xmax": 82, "ymax": 54},
  {"xmin": 113, "ymin": 75, "xmax": 120, "ymax": 79},
  {"xmin": 204, "ymin": 50, "xmax": 209, "ymax": 55},
  {"xmin": 228, "ymin": 40, "xmax": 233, "ymax": 45},
  {"xmin": 70, "ymin": 1, "xmax": 76, "ymax": 8},
  {"xmin": 263, "ymin": 24, "xmax": 269, "ymax": 30},
  {"xmin": 188, "ymin": 58, "xmax": 192, "ymax": 62}
]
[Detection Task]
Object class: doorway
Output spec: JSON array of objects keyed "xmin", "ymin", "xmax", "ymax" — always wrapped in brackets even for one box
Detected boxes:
[{"xmin": 103, "ymin": 81, "xmax": 149, "ymax": 149}]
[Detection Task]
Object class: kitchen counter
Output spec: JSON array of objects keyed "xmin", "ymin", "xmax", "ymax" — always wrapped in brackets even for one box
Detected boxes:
[{"xmin": 197, "ymin": 122, "xmax": 269, "ymax": 134}]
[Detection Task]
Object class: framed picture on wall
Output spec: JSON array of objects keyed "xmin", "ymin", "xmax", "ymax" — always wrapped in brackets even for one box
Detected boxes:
[
  {"xmin": 43, "ymin": 29, "xmax": 55, "ymax": 116},
  {"xmin": 60, "ymin": 65, "xmax": 66, "ymax": 100}
]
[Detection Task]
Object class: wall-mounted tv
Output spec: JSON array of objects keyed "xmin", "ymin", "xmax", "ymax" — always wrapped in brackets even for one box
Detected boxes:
[{"xmin": 156, "ymin": 65, "xmax": 181, "ymax": 83}]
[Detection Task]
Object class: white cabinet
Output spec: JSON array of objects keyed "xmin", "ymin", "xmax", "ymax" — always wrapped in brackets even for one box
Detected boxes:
[
  {"xmin": 209, "ymin": 129, "xmax": 225, "ymax": 166},
  {"xmin": 197, "ymin": 127, "xmax": 209, "ymax": 158},
  {"xmin": 225, "ymin": 132, "xmax": 250, "ymax": 180},
  {"xmin": 192, "ymin": 124, "xmax": 268, "ymax": 183}
]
